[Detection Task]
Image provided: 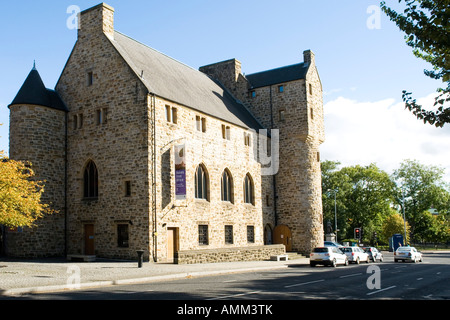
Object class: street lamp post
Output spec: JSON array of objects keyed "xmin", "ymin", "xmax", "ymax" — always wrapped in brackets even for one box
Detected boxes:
[
  {"xmin": 327, "ymin": 189, "xmax": 338, "ymax": 241},
  {"xmin": 401, "ymin": 188, "xmax": 408, "ymax": 245}
]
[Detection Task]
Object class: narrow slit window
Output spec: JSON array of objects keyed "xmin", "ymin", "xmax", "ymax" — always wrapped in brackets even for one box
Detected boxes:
[{"xmin": 87, "ymin": 71, "xmax": 93, "ymax": 86}]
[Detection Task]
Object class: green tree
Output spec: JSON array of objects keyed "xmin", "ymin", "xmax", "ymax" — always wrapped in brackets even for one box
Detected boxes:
[
  {"xmin": 380, "ymin": 0, "xmax": 450, "ymax": 127},
  {"xmin": 392, "ymin": 159, "xmax": 450, "ymax": 242},
  {"xmin": 381, "ymin": 211, "xmax": 411, "ymax": 244},
  {"xmin": 0, "ymin": 151, "xmax": 53, "ymax": 228},
  {"xmin": 322, "ymin": 161, "xmax": 396, "ymax": 242}
]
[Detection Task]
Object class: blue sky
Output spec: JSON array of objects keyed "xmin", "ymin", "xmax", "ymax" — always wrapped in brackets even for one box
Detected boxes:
[{"xmin": 1, "ymin": 1, "xmax": 449, "ymax": 182}]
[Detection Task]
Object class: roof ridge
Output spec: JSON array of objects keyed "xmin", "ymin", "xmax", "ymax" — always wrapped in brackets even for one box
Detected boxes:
[
  {"xmin": 113, "ymin": 30, "xmax": 201, "ymax": 74},
  {"xmin": 246, "ymin": 62, "xmax": 306, "ymax": 77}
]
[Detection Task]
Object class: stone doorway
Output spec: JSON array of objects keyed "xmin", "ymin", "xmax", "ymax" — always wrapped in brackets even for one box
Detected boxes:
[{"xmin": 273, "ymin": 225, "xmax": 292, "ymax": 252}]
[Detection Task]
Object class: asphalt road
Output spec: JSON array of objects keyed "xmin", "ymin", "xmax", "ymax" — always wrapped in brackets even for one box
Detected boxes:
[{"xmin": 8, "ymin": 251, "xmax": 449, "ymax": 302}]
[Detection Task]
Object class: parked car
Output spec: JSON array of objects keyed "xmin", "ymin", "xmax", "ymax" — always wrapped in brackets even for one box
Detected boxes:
[
  {"xmin": 341, "ymin": 246, "xmax": 370, "ymax": 264},
  {"xmin": 363, "ymin": 247, "xmax": 384, "ymax": 262},
  {"xmin": 324, "ymin": 241, "xmax": 343, "ymax": 247},
  {"xmin": 310, "ymin": 247, "xmax": 349, "ymax": 267},
  {"xmin": 394, "ymin": 246, "xmax": 423, "ymax": 263}
]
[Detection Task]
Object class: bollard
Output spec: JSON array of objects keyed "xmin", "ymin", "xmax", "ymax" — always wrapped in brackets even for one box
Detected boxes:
[{"xmin": 137, "ymin": 250, "xmax": 144, "ymax": 268}]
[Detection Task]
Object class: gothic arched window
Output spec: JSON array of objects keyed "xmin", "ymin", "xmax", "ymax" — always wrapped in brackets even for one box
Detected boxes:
[
  {"xmin": 221, "ymin": 169, "xmax": 233, "ymax": 203},
  {"xmin": 243, "ymin": 173, "xmax": 254, "ymax": 205},
  {"xmin": 194, "ymin": 164, "xmax": 209, "ymax": 200},
  {"xmin": 84, "ymin": 160, "xmax": 98, "ymax": 199}
]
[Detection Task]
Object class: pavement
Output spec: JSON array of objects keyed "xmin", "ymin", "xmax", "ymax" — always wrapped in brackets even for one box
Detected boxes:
[{"xmin": 0, "ymin": 256, "xmax": 309, "ymax": 296}]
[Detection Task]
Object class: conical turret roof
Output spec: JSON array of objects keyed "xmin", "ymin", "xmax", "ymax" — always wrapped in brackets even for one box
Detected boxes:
[{"xmin": 9, "ymin": 66, "xmax": 67, "ymax": 111}]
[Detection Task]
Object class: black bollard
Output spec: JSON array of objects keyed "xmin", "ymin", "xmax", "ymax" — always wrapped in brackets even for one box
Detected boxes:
[{"xmin": 137, "ymin": 250, "xmax": 144, "ymax": 268}]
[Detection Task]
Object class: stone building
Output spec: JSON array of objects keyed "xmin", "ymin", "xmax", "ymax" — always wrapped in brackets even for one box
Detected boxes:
[{"xmin": 4, "ymin": 3, "xmax": 324, "ymax": 263}]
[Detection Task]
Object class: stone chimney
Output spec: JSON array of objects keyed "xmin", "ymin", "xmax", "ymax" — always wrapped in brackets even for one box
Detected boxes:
[
  {"xmin": 303, "ymin": 49, "xmax": 315, "ymax": 66},
  {"xmin": 78, "ymin": 3, "xmax": 115, "ymax": 41},
  {"xmin": 199, "ymin": 59, "xmax": 242, "ymax": 95}
]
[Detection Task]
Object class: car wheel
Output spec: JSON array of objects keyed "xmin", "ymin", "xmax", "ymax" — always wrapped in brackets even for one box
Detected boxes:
[
  {"xmin": 310, "ymin": 262, "xmax": 316, "ymax": 267},
  {"xmin": 380, "ymin": 256, "xmax": 383, "ymax": 262},
  {"xmin": 366, "ymin": 257, "xmax": 370, "ymax": 263},
  {"xmin": 344, "ymin": 258, "xmax": 349, "ymax": 266},
  {"xmin": 331, "ymin": 259, "xmax": 337, "ymax": 267},
  {"xmin": 419, "ymin": 256, "xmax": 423, "ymax": 262},
  {"xmin": 355, "ymin": 257, "xmax": 360, "ymax": 264}
]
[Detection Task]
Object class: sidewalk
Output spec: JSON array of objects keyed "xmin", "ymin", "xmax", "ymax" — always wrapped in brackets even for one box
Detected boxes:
[{"xmin": 0, "ymin": 256, "xmax": 309, "ymax": 296}]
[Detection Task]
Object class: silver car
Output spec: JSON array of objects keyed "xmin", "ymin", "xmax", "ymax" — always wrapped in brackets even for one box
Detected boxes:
[
  {"xmin": 341, "ymin": 246, "xmax": 370, "ymax": 264},
  {"xmin": 310, "ymin": 247, "xmax": 349, "ymax": 267},
  {"xmin": 394, "ymin": 246, "xmax": 423, "ymax": 263},
  {"xmin": 363, "ymin": 247, "xmax": 384, "ymax": 262}
]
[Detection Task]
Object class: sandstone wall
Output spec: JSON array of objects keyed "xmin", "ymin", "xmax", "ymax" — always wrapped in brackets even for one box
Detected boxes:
[{"xmin": 7, "ymin": 104, "xmax": 66, "ymax": 257}]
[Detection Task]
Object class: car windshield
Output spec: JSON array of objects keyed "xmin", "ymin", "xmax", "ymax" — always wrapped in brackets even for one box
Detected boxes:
[{"xmin": 313, "ymin": 248, "xmax": 329, "ymax": 253}]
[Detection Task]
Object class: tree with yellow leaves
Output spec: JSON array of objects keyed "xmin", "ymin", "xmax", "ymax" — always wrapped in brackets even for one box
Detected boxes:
[{"xmin": 0, "ymin": 150, "xmax": 53, "ymax": 228}]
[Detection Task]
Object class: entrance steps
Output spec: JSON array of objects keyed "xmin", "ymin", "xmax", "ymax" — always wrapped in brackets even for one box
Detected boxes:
[{"xmin": 66, "ymin": 254, "xmax": 96, "ymax": 262}]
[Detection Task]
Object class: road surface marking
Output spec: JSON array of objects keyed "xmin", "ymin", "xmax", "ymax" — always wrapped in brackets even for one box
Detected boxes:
[
  {"xmin": 284, "ymin": 279, "xmax": 325, "ymax": 288},
  {"xmin": 207, "ymin": 290, "xmax": 262, "ymax": 300},
  {"xmin": 366, "ymin": 285, "xmax": 396, "ymax": 296},
  {"xmin": 339, "ymin": 273, "xmax": 362, "ymax": 278}
]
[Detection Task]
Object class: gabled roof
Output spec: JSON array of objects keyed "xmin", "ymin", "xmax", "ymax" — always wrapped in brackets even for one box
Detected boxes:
[
  {"xmin": 246, "ymin": 63, "xmax": 309, "ymax": 89},
  {"xmin": 9, "ymin": 67, "xmax": 67, "ymax": 111},
  {"xmin": 108, "ymin": 31, "xmax": 263, "ymax": 130}
]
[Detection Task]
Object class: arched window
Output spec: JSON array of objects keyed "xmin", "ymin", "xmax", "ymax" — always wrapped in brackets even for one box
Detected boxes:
[
  {"xmin": 194, "ymin": 164, "xmax": 208, "ymax": 200},
  {"xmin": 243, "ymin": 173, "xmax": 254, "ymax": 205},
  {"xmin": 221, "ymin": 169, "xmax": 233, "ymax": 203},
  {"xmin": 84, "ymin": 160, "xmax": 98, "ymax": 199}
]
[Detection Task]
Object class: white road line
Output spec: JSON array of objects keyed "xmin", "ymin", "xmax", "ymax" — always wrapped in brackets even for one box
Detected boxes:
[
  {"xmin": 284, "ymin": 279, "xmax": 325, "ymax": 288},
  {"xmin": 207, "ymin": 290, "xmax": 262, "ymax": 300},
  {"xmin": 339, "ymin": 273, "xmax": 363, "ymax": 279},
  {"xmin": 366, "ymin": 285, "xmax": 397, "ymax": 296}
]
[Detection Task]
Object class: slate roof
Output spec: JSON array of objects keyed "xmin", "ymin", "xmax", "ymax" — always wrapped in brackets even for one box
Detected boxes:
[
  {"xmin": 246, "ymin": 63, "xmax": 309, "ymax": 89},
  {"xmin": 108, "ymin": 31, "xmax": 263, "ymax": 130},
  {"xmin": 9, "ymin": 67, "xmax": 67, "ymax": 111}
]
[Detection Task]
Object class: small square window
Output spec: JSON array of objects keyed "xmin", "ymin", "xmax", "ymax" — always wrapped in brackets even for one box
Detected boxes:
[
  {"xmin": 117, "ymin": 224, "xmax": 129, "ymax": 248},
  {"xmin": 247, "ymin": 225, "xmax": 255, "ymax": 243},
  {"xmin": 222, "ymin": 125, "xmax": 230, "ymax": 140},
  {"xmin": 278, "ymin": 85, "xmax": 284, "ymax": 93},
  {"xmin": 196, "ymin": 116, "xmax": 206, "ymax": 132},
  {"xmin": 171, "ymin": 108, "xmax": 178, "ymax": 124},
  {"xmin": 199, "ymin": 225, "xmax": 209, "ymax": 245},
  {"xmin": 244, "ymin": 132, "xmax": 251, "ymax": 146},
  {"xmin": 73, "ymin": 113, "xmax": 83, "ymax": 130},
  {"xmin": 125, "ymin": 180, "xmax": 131, "ymax": 197},
  {"xmin": 97, "ymin": 108, "xmax": 107, "ymax": 125},
  {"xmin": 250, "ymin": 90, "xmax": 256, "ymax": 98},
  {"xmin": 165, "ymin": 105, "xmax": 171, "ymax": 122},
  {"xmin": 279, "ymin": 110, "xmax": 285, "ymax": 122},
  {"xmin": 165, "ymin": 106, "xmax": 177, "ymax": 124},
  {"xmin": 225, "ymin": 225, "xmax": 233, "ymax": 244}
]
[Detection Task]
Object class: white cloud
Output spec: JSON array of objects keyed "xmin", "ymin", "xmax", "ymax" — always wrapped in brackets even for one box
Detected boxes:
[{"xmin": 321, "ymin": 94, "xmax": 450, "ymax": 183}]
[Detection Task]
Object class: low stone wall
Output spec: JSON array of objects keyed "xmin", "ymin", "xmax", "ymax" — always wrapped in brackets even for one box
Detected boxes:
[{"xmin": 175, "ymin": 244, "xmax": 285, "ymax": 264}]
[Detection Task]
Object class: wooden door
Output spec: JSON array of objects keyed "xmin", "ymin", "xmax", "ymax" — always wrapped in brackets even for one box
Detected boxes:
[
  {"xmin": 84, "ymin": 224, "xmax": 95, "ymax": 255},
  {"xmin": 273, "ymin": 225, "xmax": 292, "ymax": 251},
  {"xmin": 167, "ymin": 227, "xmax": 179, "ymax": 263}
]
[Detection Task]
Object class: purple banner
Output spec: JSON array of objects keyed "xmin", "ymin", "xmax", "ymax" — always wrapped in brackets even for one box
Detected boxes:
[{"xmin": 174, "ymin": 144, "xmax": 186, "ymax": 200}]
